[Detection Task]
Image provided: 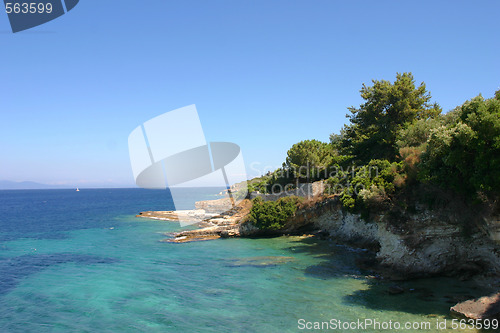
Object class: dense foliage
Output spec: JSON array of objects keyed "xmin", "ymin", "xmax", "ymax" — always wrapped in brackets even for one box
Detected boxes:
[
  {"xmin": 420, "ymin": 94, "xmax": 500, "ymax": 197},
  {"xmin": 325, "ymin": 159, "xmax": 405, "ymax": 211},
  {"xmin": 246, "ymin": 176, "xmax": 271, "ymax": 194},
  {"xmin": 339, "ymin": 73, "xmax": 441, "ymax": 163},
  {"xmin": 284, "ymin": 140, "xmax": 335, "ymax": 180},
  {"xmin": 248, "ymin": 197, "xmax": 301, "ymax": 230},
  {"xmin": 248, "ymin": 72, "xmax": 499, "ymax": 227}
]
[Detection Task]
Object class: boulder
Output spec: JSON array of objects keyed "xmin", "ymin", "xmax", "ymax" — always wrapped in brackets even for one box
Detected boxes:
[{"xmin": 451, "ymin": 293, "xmax": 500, "ymax": 319}]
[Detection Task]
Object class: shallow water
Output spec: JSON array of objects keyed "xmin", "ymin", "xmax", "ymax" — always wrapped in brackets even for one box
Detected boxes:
[{"xmin": 0, "ymin": 189, "xmax": 494, "ymax": 332}]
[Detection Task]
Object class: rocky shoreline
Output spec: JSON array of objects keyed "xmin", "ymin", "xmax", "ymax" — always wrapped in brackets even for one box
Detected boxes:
[
  {"xmin": 136, "ymin": 190, "xmax": 500, "ymax": 319},
  {"xmin": 136, "ymin": 198, "xmax": 256, "ymax": 242}
]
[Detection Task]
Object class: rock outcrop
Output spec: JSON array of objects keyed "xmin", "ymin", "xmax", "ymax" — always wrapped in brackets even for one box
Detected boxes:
[
  {"xmin": 138, "ymin": 190, "xmax": 500, "ymax": 319},
  {"xmin": 304, "ymin": 198, "xmax": 500, "ymax": 279},
  {"xmin": 138, "ymin": 191, "xmax": 500, "ymax": 280},
  {"xmin": 137, "ymin": 210, "xmax": 216, "ymax": 224},
  {"xmin": 451, "ymin": 293, "xmax": 500, "ymax": 319},
  {"xmin": 141, "ymin": 199, "xmax": 257, "ymax": 243}
]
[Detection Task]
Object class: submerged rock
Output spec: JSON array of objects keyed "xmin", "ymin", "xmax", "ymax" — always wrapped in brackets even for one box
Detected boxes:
[
  {"xmin": 387, "ymin": 285, "xmax": 405, "ymax": 295},
  {"xmin": 224, "ymin": 256, "xmax": 295, "ymax": 267}
]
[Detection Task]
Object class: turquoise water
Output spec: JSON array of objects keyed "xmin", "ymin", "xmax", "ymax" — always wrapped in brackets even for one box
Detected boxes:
[{"xmin": 0, "ymin": 189, "xmax": 493, "ymax": 332}]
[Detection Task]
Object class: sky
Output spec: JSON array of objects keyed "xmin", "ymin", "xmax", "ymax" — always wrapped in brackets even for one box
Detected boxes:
[{"xmin": 0, "ymin": 0, "xmax": 499, "ymax": 188}]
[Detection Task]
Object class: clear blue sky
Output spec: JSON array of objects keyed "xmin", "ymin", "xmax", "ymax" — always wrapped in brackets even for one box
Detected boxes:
[{"xmin": 1, "ymin": 0, "xmax": 499, "ymax": 187}]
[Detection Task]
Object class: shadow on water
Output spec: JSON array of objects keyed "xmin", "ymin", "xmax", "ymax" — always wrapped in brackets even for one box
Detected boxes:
[
  {"xmin": 285, "ymin": 236, "xmax": 373, "ymax": 280},
  {"xmin": 0, "ymin": 253, "xmax": 119, "ymax": 297},
  {"xmin": 285, "ymin": 236, "xmax": 488, "ymax": 317},
  {"xmin": 342, "ymin": 278, "xmax": 485, "ymax": 317}
]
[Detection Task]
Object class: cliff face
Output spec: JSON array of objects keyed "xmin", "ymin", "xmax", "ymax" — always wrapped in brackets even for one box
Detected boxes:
[
  {"xmin": 287, "ymin": 198, "xmax": 500, "ymax": 279},
  {"xmin": 155, "ymin": 192, "xmax": 500, "ymax": 279}
]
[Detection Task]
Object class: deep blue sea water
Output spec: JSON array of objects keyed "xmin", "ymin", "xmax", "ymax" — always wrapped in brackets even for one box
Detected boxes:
[{"xmin": 0, "ymin": 189, "xmax": 489, "ymax": 332}]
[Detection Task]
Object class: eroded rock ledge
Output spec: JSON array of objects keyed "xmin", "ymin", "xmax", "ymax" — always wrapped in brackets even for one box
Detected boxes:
[
  {"xmin": 138, "ymin": 196, "xmax": 500, "ymax": 280},
  {"xmin": 137, "ymin": 199, "xmax": 258, "ymax": 243},
  {"xmin": 137, "ymin": 193, "xmax": 500, "ymax": 319}
]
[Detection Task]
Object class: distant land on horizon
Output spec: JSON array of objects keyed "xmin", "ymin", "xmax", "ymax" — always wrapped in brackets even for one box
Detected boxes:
[
  {"xmin": 0, "ymin": 180, "xmax": 137, "ymax": 190},
  {"xmin": 0, "ymin": 180, "xmax": 253, "ymax": 190},
  {"xmin": 0, "ymin": 180, "xmax": 72, "ymax": 190}
]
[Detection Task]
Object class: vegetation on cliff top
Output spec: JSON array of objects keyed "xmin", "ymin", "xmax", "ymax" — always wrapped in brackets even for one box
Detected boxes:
[
  {"xmin": 248, "ymin": 196, "xmax": 302, "ymax": 231},
  {"xmin": 250, "ymin": 72, "xmax": 499, "ymax": 227}
]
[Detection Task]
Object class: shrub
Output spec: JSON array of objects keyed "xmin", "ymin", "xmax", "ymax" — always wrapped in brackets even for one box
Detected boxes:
[
  {"xmin": 396, "ymin": 118, "xmax": 441, "ymax": 148},
  {"xmin": 358, "ymin": 184, "xmax": 388, "ymax": 208},
  {"xmin": 419, "ymin": 94, "xmax": 500, "ymax": 197},
  {"xmin": 248, "ymin": 196, "xmax": 301, "ymax": 230},
  {"xmin": 324, "ymin": 159, "xmax": 406, "ymax": 214}
]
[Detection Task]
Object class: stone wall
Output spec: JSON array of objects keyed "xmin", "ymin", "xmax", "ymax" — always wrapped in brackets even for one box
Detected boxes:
[
  {"xmin": 249, "ymin": 180, "xmax": 325, "ymax": 201},
  {"xmin": 194, "ymin": 197, "xmax": 233, "ymax": 213}
]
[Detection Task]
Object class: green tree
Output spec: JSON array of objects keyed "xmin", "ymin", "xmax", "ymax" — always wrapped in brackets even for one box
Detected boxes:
[
  {"xmin": 329, "ymin": 133, "xmax": 343, "ymax": 151},
  {"xmin": 340, "ymin": 73, "xmax": 441, "ymax": 163},
  {"xmin": 285, "ymin": 139, "xmax": 334, "ymax": 181},
  {"xmin": 420, "ymin": 92, "xmax": 500, "ymax": 196}
]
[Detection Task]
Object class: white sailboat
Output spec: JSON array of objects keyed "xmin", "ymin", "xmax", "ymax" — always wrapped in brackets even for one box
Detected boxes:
[{"xmin": 76, "ymin": 188, "xmax": 80, "ymax": 192}]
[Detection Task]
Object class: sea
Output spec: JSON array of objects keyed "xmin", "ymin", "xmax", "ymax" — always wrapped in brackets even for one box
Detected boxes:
[{"xmin": 0, "ymin": 188, "xmax": 493, "ymax": 332}]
